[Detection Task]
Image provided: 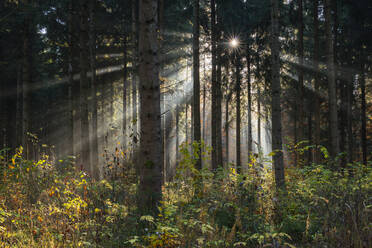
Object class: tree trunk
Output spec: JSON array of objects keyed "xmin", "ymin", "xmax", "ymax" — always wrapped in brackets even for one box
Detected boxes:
[
  {"xmin": 225, "ymin": 64, "xmax": 230, "ymax": 167},
  {"xmin": 211, "ymin": 0, "xmax": 218, "ymax": 170},
  {"xmin": 257, "ymin": 86, "xmax": 261, "ymax": 149},
  {"xmin": 138, "ymin": 0, "xmax": 162, "ymax": 214},
  {"xmin": 176, "ymin": 104, "xmax": 180, "ymax": 162},
  {"xmin": 67, "ymin": 0, "xmax": 75, "ymax": 157},
  {"xmin": 324, "ymin": 0, "xmax": 340, "ymax": 158},
  {"xmin": 22, "ymin": 0, "xmax": 33, "ymax": 158},
  {"xmin": 216, "ymin": 6, "xmax": 223, "ymax": 168},
  {"xmin": 192, "ymin": 0, "xmax": 201, "ymax": 170},
  {"xmin": 79, "ymin": 0, "xmax": 91, "ymax": 173},
  {"xmin": 89, "ymin": 0, "xmax": 99, "ymax": 180},
  {"xmin": 271, "ymin": 0, "xmax": 285, "ymax": 189},
  {"xmin": 132, "ymin": 0, "xmax": 139, "ymax": 143},
  {"xmin": 297, "ymin": 0, "xmax": 304, "ymax": 143},
  {"xmin": 235, "ymin": 57, "xmax": 241, "ymax": 173},
  {"xmin": 203, "ymin": 54, "xmax": 207, "ymax": 145},
  {"xmin": 16, "ymin": 64, "xmax": 23, "ymax": 148},
  {"xmin": 360, "ymin": 62, "xmax": 367, "ymax": 165},
  {"xmin": 123, "ymin": 34, "xmax": 128, "ymax": 149},
  {"xmin": 313, "ymin": 0, "xmax": 321, "ymax": 163},
  {"xmin": 346, "ymin": 74, "xmax": 353, "ymax": 163},
  {"xmin": 247, "ymin": 50, "xmax": 252, "ymax": 161}
]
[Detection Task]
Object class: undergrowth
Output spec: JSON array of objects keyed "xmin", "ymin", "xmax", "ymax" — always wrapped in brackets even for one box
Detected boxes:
[{"xmin": 0, "ymin": 144, "xmax": 370, "ymax": 247}]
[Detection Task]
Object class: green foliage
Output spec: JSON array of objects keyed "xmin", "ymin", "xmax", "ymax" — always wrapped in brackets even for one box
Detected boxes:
[{"xmin": 0, "ymin": 146, "xmax": 370, "ymax": 247}]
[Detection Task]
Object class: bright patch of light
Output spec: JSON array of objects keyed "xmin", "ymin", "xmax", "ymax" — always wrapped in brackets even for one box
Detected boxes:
[{"xmin": 230, "ymin": 38, "xmax": 239, "ymax": 48}]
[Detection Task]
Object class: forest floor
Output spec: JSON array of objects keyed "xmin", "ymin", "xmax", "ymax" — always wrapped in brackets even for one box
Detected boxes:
[{"xmin": 0, "ymin": 145, "xmax": 371, "ymax": 247}]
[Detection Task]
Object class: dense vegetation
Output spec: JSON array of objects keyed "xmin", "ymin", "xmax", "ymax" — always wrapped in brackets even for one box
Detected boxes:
[{"xmin": 0, "ymin": 0, "xmax": 371, "ymax": 247}]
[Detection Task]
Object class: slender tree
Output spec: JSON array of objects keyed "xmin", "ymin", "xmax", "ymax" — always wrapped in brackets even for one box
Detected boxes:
[
  {"xmin": 360, "ymin": 62, "xmax": 367, "ymax": 165},
  {"xmin": 271, "ymin": 0, "xmax": 285, "ymax": 189},
  {"xmin": 225, "ymin": 64, "xmax": 231, "ymax": 166},
  {"xmin": 324, "ymin": 0, "xmax": 340, "ymax": 158},
  {"xmin": 132, "ymin": 0, "xmax": 139, "ymax": 142},
  {"xmin": 123, "ymin": 34, "xmax": 128, "ymax": 149},
  {"xmin": 79, "ymin": 0, "xmax": 91, "ymax": 173},
  {"xmin": 192, "ymin": 0, "xmax": 201, "ymax": 170},
  {"xmin": 297, "ymin": 0, "xmax": 304, "ymax": 144},
  {"xmin": 22, "ymin": 0, "xmax": 33, "ymax": 158},
  {"xmin": 89, "ymin": 0, "xmax": 99, "ymax": 179},
  {"xmin": 211, "ymin": 0, "xmax": 218, "ymax": 170},
  {"xmin": 67, "ymin": 0, "xmax": 75, "ymax": 157},
  {"xmin": 138, "ymin": 0, "xmax": 162, "ymax": 214},
  {"xmin": 235, "ymin": 57, "xmax": 241, "ymax": 173},
  {"xmin": 246, "ymin": 48, "xmax": 252, "ymax": 160},
  {"xmin": 313, "ymin": 0, "xmax": 321, "ymax": 163},
  {"xmin": 216, "ymin": 5, "xmax": 223, "ymax": 168}
]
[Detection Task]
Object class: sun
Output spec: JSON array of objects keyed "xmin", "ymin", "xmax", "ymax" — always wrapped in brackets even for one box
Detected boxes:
[{"xmin": 230, "ymin": 38, "xmax": 239, "ymax": 48}]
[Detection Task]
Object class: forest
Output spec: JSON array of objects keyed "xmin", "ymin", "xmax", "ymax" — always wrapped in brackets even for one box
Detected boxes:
[{"xmin": 0, "ymin": 0, "xmax": 371, "ymax": 247}]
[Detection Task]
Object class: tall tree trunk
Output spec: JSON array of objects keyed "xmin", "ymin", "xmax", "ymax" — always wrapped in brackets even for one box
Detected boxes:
[
  {"xmin": 89, "ymin": 0, "xmax": 99, "ymax": 180},
  {"xmin": 67, "ymin": 0, "xmax": 75, "ymax": 157},
  {"xmin": 123, "ymin": 35, "xmax": 128, "ymax": 149},
  {"xmin": 22, "ymin": 0, "xmax": 33, "ymax": 158},
  {"xmin": 176, "ymin": 104, "xmax": 180, "ymax": 162},
  {"xmin": 192, "ymin": 0, "xmax": 201, "ymax": 169},
  {"xmin": 297, "ymin": 0, "xmax": 304, "ymax": 143},
  {"xmin": 203, "ymin": 54, "xmax": 207, "ymax": 144},
  {"xmin": 16, "ymin": 64, "xmax": 23, "ymax": 148},
  {"xmin": 257, "ymin": 86, "xmax": 261, "ymax": 149},
  {"xmin": 360, "ymin": 62, "xmax": 367, "ymax": 165},
  {"xmin": 79, "ymin": 0, "xmax": 91, "ymax": 173},
  {"xmin": 132, "ymin": 0, "xmax": 139, "ymax": 143},
  {"xmin": 165, "ymin": 110, "xmax": 172, "ymax": 181},
  {"xmin": 346, "ymin": 73, "xmax": 353, "ymax": 163},
  {"xmin": 109, "ymin": 76, "xmax": 114, "ymax": 143},
  {"xmin": 235, "ymin": 57, "xmax": 241, "ymax": 173},
  {"xmin": 225, "ymin": 64, "xmax": 230, "ymax": 167},
  {"xmin": 324, "ymin": 0, "xmax": 340, "ymax": 158},
  {"xmin": 216, "ymin": 6, "xmax": 223, "ymax": 168},
  {"xmin": 138, "ymin": 0, "xmax": 162, "ymax": 214},
  {"xmin": 256, "ymin": 34, "xmax": 262, "ymax": 150},
  {"xmin": 211, "ymin": 0, "xmax": 218, "ymax": 170},
  {"xmin": 271, "ymin": 0, "xmax": 285, "ymax": 189},
  {"xmin": 247, "ymin": 50, "xmax": 252, "ymax": 160},
  {"xmin": 313, "ymin": 0, "xmax": 321, "ymax": 163}
]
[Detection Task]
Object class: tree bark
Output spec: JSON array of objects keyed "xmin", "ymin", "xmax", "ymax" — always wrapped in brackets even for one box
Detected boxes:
[
  {"xmin": 123, "ymin": 34, "xmax": 128, "ymax": 149},
  {"xmin": 246, "ymin": 49, "xmax": 252, "ymax": 161},
  {"xmin": 324, "ymin": 0, "xmax": 340, "ymax": 158},
  {"xmin": 225, "ymin": 64, "xmax": 230, "ymax": 167},
  {"xmin": 22, "ymin": 0, "xmax": 33, "ymax": 158},
  {"xmin": 138, "ymin": 0, "xmax": 162, "ymax": 214},
  {"xmin": 346, "ymin": 74, "xmax": 353, "ymax": 163},
  {"xmin": 192, "ymin": 0, "xmax": 201, "ymax": 170},
  {"xmin": 216, "ymin": 5, "xmax": 223, "ymax": 168},
  {"xmin": 132, "ymin": 0, "xmax": 139, "ymax": 143},
  {"xmin": 360, "ymin": 62, "xmax": 367, "ymax": 165},
  {"xmin": 211, "ymin": 0, "xmax": 218, "ymax": 170},
  {"xmin": 176, "ymin": 104, "xmax": 180, "ymax": 162},
  {"xmin": 89, "ymin": 0, "xmax": 99, "ymax": 180},
  {"xmin": 313, "ymin": 0, "xmax": 321, "ymax": 163},
  {"xmin": 79, "ymin": 0, "xmax": 91, "ymax": 173},
  {"xmin": 235, "ymin": 57, "xmax": 241, "ymax": 173},
  {"xmin": 16, "ymin": 64, "xmax": 23, "ymax": 148},
  {"xmin": 67, "ymin": 0, "xmax": 75, "ymax": 157},
  {"xmin": 297, "ymin": 0, "xmax": 304, "ymax": 143},
  {"xmin": 271, "ymin": 0, "xmax": 285, "ymax": 189}
]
